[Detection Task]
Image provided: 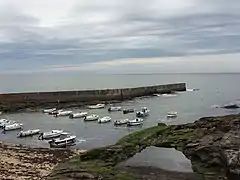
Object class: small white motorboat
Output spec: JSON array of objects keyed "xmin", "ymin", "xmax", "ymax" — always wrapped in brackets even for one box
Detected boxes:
[
  {"xmin": 98, "ymin": 116, "xmax": 111, "ymax": 123},
  {"xmin": 3, "ymin": 123, "xmax": 23, "ymax": 131},
  {"xmin": 167, "ymin": 111, "xmax": 178, "ymax": 118},
  {"xmin": 108, "ymin": 106, "xmax": 122, "ymax": 112},
  {"xmin": 136, "ymin": 107, "xmax": 150, "ymax": 117},
  {"xmin": 49, "ymin": 109, "xmax": 63, "ymax": 115},
  {"xmin": 0, "ymin": 120, "xmax": 16, "ymax": 128},
  {"xmin": 114, "ymin": 119, "xmax": 129, "ymax": 126},
  {"xmin": 84, "ymin": 114, "xmax": 99, "ymax": 121},
  {"xmin": 17, "ymin": 129, "xmax": 40, "ymax": 138},
  {"xmin": 38, "ymin": 130, "xmax": 63, "ymax": 140},
  {"xmin": 69, "ymin": 112, "xmax": 88, "ymax": 119},
  {"xmin": 127, "ymin": 118, "xmax": 144, "ymax": 126},
  {"xmin": 88, "ymin": 104, "xmax": 105, "ymax": 109},
  {"xmin": 48, "ymin": 132, "xmax": 76, "ymax": 148},
  {"xmin": 42, "ymin": 108, "xmax": 57, "ymax": 113},
  {"xmin": 54, "ymin": 110, "xmax": 73, "ymax": 117}
]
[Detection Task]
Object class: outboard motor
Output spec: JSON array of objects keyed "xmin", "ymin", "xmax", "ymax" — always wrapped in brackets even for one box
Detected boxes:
[
  {"xmin": 69, "ymin": 114, "xmax": 74, "ymax": 119},
  {"xmin": 38, "ymin": 133, "xmax": 44, "ymax": 140}
]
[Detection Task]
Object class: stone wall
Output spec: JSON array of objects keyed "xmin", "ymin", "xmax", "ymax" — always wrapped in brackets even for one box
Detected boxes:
[{"xmin": 0, "ymin": 83, "xmax": 186, "ymax": 112}]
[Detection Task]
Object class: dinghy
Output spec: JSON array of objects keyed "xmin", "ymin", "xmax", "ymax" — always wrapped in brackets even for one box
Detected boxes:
[
  {"xmin": 69, "ymin": 112, "xmax": 88, "ymax": 119},
  {"xmin": 88, "ymin": 104, "xmax": 105, "ymax": 109},
  {"xmin": 123, "ymin": 108, "xmax": 134, "ymax": 114},
  {"xmin": 136, "ymin": 107, "xmax": 150, "ymax": 117},
  {"xmin": 84, "ymin": 114, "xmax": 99, "ymax": 121},
  {"xmin": 54, "ymin": 110, "xmax": 73, "ymax": 117},
  {"xmin": 17, "ymin": 129, "xmax": 40, "ymax": 138},
  {"xmin": 167, "ymin": 111, "xmax": 178, "ymax": 118},
  {"xmin": 127, "ymin": 118, "xmax": 144, "ymax": 126},
  {"xmin": 42, "ymin": 108, "xmax": 57, "ymax": 113},
  {"xmin": 114, "ymin": 119, "xmax": 129, "ymax": 126},
  {"xmin": 108, "ymin": 106, "xmax": 122, "ymax": 112},
  {"xmin": 48, "ymin": 132, "xmax": 76, "ymax": 148},
  {"xmin": 3, "ymin": 123, "xmax": 23, "ymax": 131},
  {"xmin": 98, "ymin": 116, "xmax": 111, "ymax": 123},
  {"xmin": 38, "ymin": 130, "xmax": 63, "ymax": 140}
]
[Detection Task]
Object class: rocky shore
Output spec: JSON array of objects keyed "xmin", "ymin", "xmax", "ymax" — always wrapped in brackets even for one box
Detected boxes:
[
  {"xmin": 0, "ymin": 142, "xmax": 85, "ymax": 180},
  {"xmin": 46, "ymin": 114, "xmax": 240, "ymax": 180}
]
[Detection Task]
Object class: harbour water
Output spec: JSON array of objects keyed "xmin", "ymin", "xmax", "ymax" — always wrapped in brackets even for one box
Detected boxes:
[{"xmin": 0, "ymin": 73, "xmax": 240, "ymax": 150}]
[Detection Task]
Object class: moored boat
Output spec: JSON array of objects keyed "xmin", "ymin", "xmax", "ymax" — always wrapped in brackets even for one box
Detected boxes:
[
  {"xmin": 48, "ymin": 132, "xmax": 76, "ymax": 148},
  {"xmin": 69, "ymin": 112, "xmax": 88, "ymax": 119},
  {"xmin": 38, "ymin": 130, "xmax": 63, "ymax": 140},
  {"xmin": 54, "ymin": 110, "xmax": 73, "ymax": 117},
  {"xmin": 88, "ymin": 104, "xmax": 105, "ymax": 109},
  {"xmin": 127, "ymin": 118, "xmax": 144, "ymax": 126},
  {"xmin": 84, "ymin": 114, "xmax": 99, "ymax": 121},
  {"xmin": 136, "ymin": 107, "xmax": 150, "ymax": 117},
  {"xmin": 17, "ymin": 129, "xmax": 40, "ymax": 138},
  {"xmin": 114, "ymin": 119, "xmax": 129, "ymax": 126},
  {"xmin": 42, "ymin": 108, "xmax": 57, "ymax": 113},
  {"xmin": 49, "ymin": 109, "xmax": 63, "ymax": 115},
  {"xmin": 108, "ymin": 106, "xmax": 122, "ymax": 112},
  {"xmin": 0, "ymin": 120, "xmax": 15, "ymax": 128},
  {"xmin": 3, "ymin": 123, "xmax": 23, "ymax": 131},
  {"xmin": 98, "ymin": 116, "xmax": 111, "ymax": 123},
  {"xmin": 167, "ymin": 111, "xmax": 178, "ymax": 118},
  {"xmin": 123, "ymin": 108, "xmax": 134, "ymax": 114}
]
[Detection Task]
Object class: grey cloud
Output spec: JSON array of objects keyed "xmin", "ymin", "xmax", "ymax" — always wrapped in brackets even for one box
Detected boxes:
[{"xmin": 1, "ymin": 0, "xmax": 240, "ymax": 72}]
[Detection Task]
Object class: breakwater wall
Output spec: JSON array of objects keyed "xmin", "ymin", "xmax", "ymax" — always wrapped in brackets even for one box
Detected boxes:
[{"xmin": 0, "ymin": 83, "xmax": 186, "ymax": 112}]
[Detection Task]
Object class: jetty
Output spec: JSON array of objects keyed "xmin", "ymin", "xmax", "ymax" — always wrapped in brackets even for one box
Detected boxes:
[{"xmin": 0, "ymin": 83, "xmax": 186, "ymax": 112}]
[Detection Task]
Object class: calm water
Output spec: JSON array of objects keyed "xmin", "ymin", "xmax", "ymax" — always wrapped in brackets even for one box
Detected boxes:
[
  {"xmin": 120, "ymin": 146, "xmax": 193, "ymax": 172},
  {"xmin": 0, "ymin": 73, "xmax": 240, "ymax": 150}
]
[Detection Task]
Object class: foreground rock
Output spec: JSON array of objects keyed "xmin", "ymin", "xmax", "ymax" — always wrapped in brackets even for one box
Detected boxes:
[
  {"xmin": 0, "ymin": 142, "xmax": 83, "ymax": 180},
  {"xmin": 47, "ymin": 114, "xmax": 240, "ymax": 180}
]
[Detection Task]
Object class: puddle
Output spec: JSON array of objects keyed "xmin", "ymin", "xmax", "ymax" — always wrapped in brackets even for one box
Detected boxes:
[{"xmin": 121, "ymin": 146, "xmax": 193, "ymax": 173}]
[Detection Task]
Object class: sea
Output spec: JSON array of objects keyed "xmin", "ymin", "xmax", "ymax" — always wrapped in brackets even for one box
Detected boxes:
[{"xmin": 0, "ymin": 73, "xmax": 240, "ymax": 150}]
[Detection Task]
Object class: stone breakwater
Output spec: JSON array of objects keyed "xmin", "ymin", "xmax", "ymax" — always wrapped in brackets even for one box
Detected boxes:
[
  {"xmin": 0, "ymin": 83, "xmax": 186, "ymax": 112},
  {"xmin": 0, "ymin": 142, "xmax": 85, "ymax": 180}
]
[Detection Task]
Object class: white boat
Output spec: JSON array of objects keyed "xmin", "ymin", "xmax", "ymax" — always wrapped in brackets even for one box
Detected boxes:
[
  {"xmin": 98, "ymin": 116, "xmax": 111, "ymax": 123},
  {"xmin": 38, "ymin": 130, "xmax": 63, "ymax": 140},
  {"xmin": 88, "ymin": 104, "xmax": 105, "ymax": 109},
  {"xmin": 3, "ymin": 123, "xmax": 23, "ymax": 131},
  {"xmin": 48, "ymin": 132, "xmax": 76, "ymax": 148},
  {"xmin": 0, "ymin": 119, "xmax": 8, "ymax": 123},
  {"xmin": 17, "ymin": 129, "xmax": 40, "ymax": 138},
  {"xmin": 42, "ymin": 108, "xmax": 57, "ymax": 113},
  {"xmin": 0, "ymin": 120, "xmax": 16, "ymax": 128},
  {"xmin": 69, "ymin": 112, "xmax": 88, "ymax": 119},
  {"xmin": 84, "ymin": 114, "xmax": 99, "ymax": 121},
  {"xmin": 108, "ymin": 106, "xmax": 122, "ymax": 112},
  {"xmin": 49, "ymin": 109, "xmax": 63, "ymax": 115},
  {"xmin": 162, "ymin": 94, "xmax": 177, "ymax": 97},
  {"xmin": 114, "ymin": 119, "xmax": 129, "ymax": 126},
  {"xmin": 167, "ymin": 111, "xmax": 178, "ymax": 118},
  {"xmin": 54, "ymin": 110, "xmax": 73, "ymax": 117},
  {"xmin": 127, "ymin": 118, "xmax": 144, "ymax": 126},
  {"xmin": 136, "ymin": 107, "xmax": 150, "ymax": 117}
]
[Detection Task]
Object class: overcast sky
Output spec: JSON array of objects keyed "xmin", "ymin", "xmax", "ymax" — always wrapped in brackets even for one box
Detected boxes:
[{"xmin": 1, "ymin": 0, "xmax": 240, "ymax": 73}]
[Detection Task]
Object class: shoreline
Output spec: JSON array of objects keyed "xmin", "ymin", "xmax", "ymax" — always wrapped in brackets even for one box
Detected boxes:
[{"xmin": 0, "ymin": 141, "xmax": 86, "ymax": 180}]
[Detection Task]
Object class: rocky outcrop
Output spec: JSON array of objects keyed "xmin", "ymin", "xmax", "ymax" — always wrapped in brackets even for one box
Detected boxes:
[{"xmin": 48, "ymin": 114, "xmax": 240, "ymax": 180}]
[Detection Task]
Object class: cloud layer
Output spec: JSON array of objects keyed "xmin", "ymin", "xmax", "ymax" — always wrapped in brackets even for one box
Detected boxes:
[{"xmin": 1, "ymin": 0, "xmax": 240, "ymax": 73}]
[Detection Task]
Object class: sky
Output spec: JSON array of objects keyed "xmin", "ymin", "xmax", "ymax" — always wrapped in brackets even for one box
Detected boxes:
[{"xmin": 1, "ymin": 0, "xmax": 240, "ymax": 73}]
